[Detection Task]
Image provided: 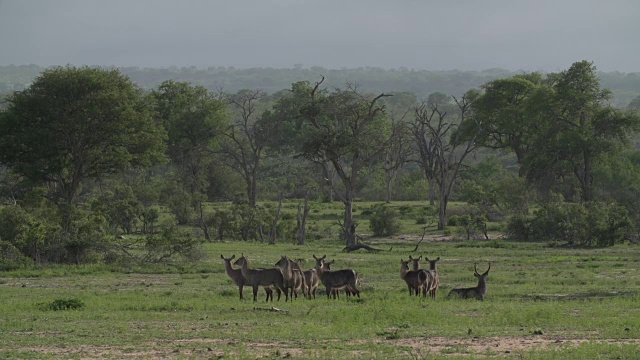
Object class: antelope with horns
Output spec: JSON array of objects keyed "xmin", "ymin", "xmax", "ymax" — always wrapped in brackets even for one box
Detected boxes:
[
  {"xmin": 448, "ymin": 263, "xmax": 491, "ymax": 301},
  {"xmin": 221, "ymin": 254, "xmax": 275, "ymax": 301},
  {"xmin": 234, "ymin": 254, "xmax": 287, "ymax": 302},
  {"xmin": 400, "ymin": 258, "xmax": 429, "ymax": 297},
  {"xmin": 275, "ymin": 255, "xmax": 307, "ymax": 300},
  {"xmin": 313, "ymin": 255, "xmax": 360, "ymax": 299}
]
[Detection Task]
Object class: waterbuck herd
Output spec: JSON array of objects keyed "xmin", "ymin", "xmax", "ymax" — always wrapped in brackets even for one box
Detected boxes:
[{"xmin": 222, "ymin": 253, "xmax": 491, "ymax": 301}]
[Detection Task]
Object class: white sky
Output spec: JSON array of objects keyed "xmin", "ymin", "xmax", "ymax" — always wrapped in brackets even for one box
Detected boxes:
[{"xmin": 1, "ymin": 0, "xmax": 638, "ymax": 72}]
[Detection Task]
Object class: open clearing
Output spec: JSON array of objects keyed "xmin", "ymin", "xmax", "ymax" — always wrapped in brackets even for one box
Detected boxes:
[{"xmin": 2, "ymin": 236, "xmax": 640, "ymax": 359}]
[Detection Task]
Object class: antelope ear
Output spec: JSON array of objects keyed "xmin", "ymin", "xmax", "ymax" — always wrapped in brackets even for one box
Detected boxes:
[
  {"xmin": 408, "ymin": 255, "xmax": 413, "ymax": 260},
  {"xmin": 220, "ymin": 254, "xmax": 224, "ymax": 259},
  {"xmin": 436, "ymin": 257, "xmax": 440, "ymax": 261},
  {"xmin": 231, "ymin": 254, "xmax": 235, "ymax": 260},
  {"xmin": 321, "ymin": 255, "xmax": 326, "ymax": 260}
]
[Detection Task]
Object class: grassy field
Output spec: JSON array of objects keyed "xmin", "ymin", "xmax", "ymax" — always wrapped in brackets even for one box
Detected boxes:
[{"xmin": 2, "ymin": 234, "xmax": 640, "ymax": 359}]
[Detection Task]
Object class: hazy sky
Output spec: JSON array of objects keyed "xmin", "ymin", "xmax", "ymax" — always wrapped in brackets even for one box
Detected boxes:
[{"xmin": 1, "ymin": 0, "xmax": 638, "ymax": 72}]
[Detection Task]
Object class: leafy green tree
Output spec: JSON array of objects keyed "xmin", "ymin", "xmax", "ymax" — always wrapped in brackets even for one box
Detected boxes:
[
  {"xmin": 470, "ymin": 74, "xmax": 542, "ymax": 174},
  {"xmin": 535, "ymin": 61, "xmax": 640, "ymax": 202},
  {"xmin": 0, "ymin": 66, "xmax": 166, "ymax": 232},
  {"xmin": 271, "ymin": 78, "xmax": 391, "ymax": 246},
  {"xmin": 153, "ymin": 80, "xmax": 226, "ymax": 239}
]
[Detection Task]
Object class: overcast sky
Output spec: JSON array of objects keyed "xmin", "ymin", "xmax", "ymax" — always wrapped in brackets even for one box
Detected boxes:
[{"xmin": 1, "ymin": 0, "xmax": 638, "ymax": 72}]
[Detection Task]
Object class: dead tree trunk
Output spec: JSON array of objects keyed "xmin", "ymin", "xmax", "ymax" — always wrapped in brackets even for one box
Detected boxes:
[
  {"xmin": 269, "ymin": 195, "xmax": 283, "ymax": 244},
  {"xmin": 297, "ymin": 195, "xmax": 310, "ymax": 245}
]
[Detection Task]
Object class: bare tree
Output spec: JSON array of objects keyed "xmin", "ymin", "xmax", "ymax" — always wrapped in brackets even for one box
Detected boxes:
[
  {"xmin": 414, "ymin": 91, "xmax": 481, "ymax": 230},
  {"xmin": 382, "ymin": 100, "xmax": 414, "ymax": 203},
  {"xmin": 219, "ymin": 89, "xmax": 268, "ymax": 207}
]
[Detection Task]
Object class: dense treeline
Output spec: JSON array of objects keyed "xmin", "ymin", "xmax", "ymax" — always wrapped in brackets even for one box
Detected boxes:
[
  {"xmin": 2, "ymin": 64, "xmax": 640, "ymax": 108},
  {"xmin": 1, "ymin": 61, "xmax": 640, "ymax": 268}
]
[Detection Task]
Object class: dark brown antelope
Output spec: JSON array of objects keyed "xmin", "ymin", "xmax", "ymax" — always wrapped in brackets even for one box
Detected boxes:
[
  {"xmin": 448, "ymin": 263, "xmax": 491, "ymax": 301},
  {"xmin": 221, "ymin": 254, "xmax": 274, "ymax": 301},
  {"xmin": 322, "ymin": 259, "xmax": 359, "ymax": 299},
  {"xmin": 312, "ymin": 255, "xmax": 360, "ymax": 299},
  {"xmin": 234, "ymin": 254, "xmax": 287, "ymax": 302},
  {"xmin": 275, "ymin": 255, "xmax": 307, "ymax": 300},
  {"xmin": 400, "ymin": 258, "xmax": 429, "ymax": 297}
]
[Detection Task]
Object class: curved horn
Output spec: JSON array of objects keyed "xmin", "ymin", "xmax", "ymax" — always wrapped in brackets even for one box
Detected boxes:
[
  {"xmin": 483, "ymin": 262, "xmax": 491, "ymax": 276},
  {"xmin": 474, "ymin": 263, "xmax": 479, "ymax": 275}
]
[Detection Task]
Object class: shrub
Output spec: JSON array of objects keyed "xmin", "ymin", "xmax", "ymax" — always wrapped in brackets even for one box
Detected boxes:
[
  {"xmin": 507, "ymin": 200, "xmax": 633, "ymax": 246},
  {"xmin": 46, "ymin": 298, "xmax": 85, "ymax": 311},
  {"xmin": 368, "ymin": 204, "xmax": 402, "ymax": 236}
]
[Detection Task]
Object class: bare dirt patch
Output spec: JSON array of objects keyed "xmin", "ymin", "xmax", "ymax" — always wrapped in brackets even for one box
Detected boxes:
[
  {"xmin": 389, "ymin": 336, "xmax": 640, "ymax": 357},
  {"xmin": 7, "ymin": 336, "xmax": 640, "ymax": 359}
]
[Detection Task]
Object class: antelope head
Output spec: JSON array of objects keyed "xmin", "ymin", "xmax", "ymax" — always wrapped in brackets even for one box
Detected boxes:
[{"xmin": 474, "ymin": 262, "xmax": 490, "ymax": 279}]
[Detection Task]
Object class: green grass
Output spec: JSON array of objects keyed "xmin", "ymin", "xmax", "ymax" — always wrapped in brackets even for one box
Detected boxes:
[{"xmin": 2, "ymin": 236, "xmax": 640, "ymax": 358}]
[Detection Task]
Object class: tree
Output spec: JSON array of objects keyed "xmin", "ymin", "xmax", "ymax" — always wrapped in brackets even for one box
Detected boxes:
[
  {"xmin": 415, "ymin": 90, "xmax": 482, "ymax": 230},
  {"xmin": 470, "ymin": 74, "xmax": 542, "ymax": 175},
  {"xmin": 153, "ymin": 80, "xmax": 226, "ymax": 239},
  {"xmin": 275, "ymin": 78, "xmax": 391, "ymax": 246},
  {"xmin": 411, "ymin": 92, "xmax": 456, "ymax": 205},
  {"xmin": 381, "ymin": 92, "xmax": 416, "ymax": 203},
  {"xmin": 627, "ymin": 94, "xmax": 640, "ymax": 111},
  {"xmin": 532, "ymin": 61, "xmax": 640, "ymax": 202},
  {"xmin": 219, "ymin": 89, "xmax": 269, "ymax": 207},
  {"xmin": 0, "ymin": 66, "xmax": 166, "ymax": 232}
]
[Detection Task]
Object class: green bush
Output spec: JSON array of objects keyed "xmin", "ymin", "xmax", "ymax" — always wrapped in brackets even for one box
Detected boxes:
[
  {"xmin": 368, "ymin": 204, "xmax": 402, "ymax": 236},
  {"xmin": 507, "ymin": 200, "xmax": 632, "ymax": 246}
]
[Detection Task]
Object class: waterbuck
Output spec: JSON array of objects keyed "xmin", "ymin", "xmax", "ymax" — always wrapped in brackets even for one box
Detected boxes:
[
  {"xmin": 312, "ymin": 254, "xmax": 360, "ymax": 299},
  {"xmin": 293, "ymin": 259, "xmax": 320, "ymax": 299},
  {"xmin": 400, "ymin": 258, "xmax": 429, "ymax": 297},
  {"xmin": 425, "ymin": 257, "xmax": 440, "ymax": 299},
  {"xmin": 234, "ymin": 254, "xmax": 287, "ymax": 302},
  {"xmin": 221, "ymin": 254, "xmax": 274, "ymax": 301},
  {"xmin": 448, "ymin": 263, "xmax": 491, "ymax": 301},
  {"xmin": 275, "ymin": 255, "xmax": 307, "ymax": 300}
]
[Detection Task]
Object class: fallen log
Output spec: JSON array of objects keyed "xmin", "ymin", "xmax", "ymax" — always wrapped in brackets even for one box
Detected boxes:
[{"xmin": 342, "ymin": 243, "xmax": 389, "ymax": 253}]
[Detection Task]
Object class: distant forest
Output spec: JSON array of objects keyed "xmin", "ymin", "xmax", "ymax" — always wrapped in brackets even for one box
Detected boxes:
[{"xmin": 2, "ymin": 64, "xmax": 640, "ymax": 107}]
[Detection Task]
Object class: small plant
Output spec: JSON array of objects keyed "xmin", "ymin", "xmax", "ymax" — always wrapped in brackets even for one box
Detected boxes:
[{"xmin": 46, "ymin": 298, "xmax": 85, "ymax": 311}]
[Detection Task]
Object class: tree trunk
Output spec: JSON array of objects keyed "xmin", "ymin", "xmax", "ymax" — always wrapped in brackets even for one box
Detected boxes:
[
  {"xmin": 385, "ymin": 170, "xmax": 393, "ymax": 203},
  {"xmin": 247, "ymin": 176, "xmax": 257, "ymax": 208},
  {"xmin": 343, "ymin": 188, "xmax": 356, "ymax": 246},
  {"xmin": 198, "ymin": 201, "xmax": 211, "ymax": 241},
  {"xmin": 297, "ymin": 196, "xmax": 310, "ymax": 245},
  {"xmin": 579, "ymin": 151, "xmax": 593, "ymax": 202},
  {"xmin": 438, "ymin": 188, "xmax": 448, "ymax": 231},
  {"xmin": 428, "ymin": 176, "xmax": 436, "ymax": 206},
  {"xmin": 269, "ymin": 196, "xmax": 283, "ymax": 244}
]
